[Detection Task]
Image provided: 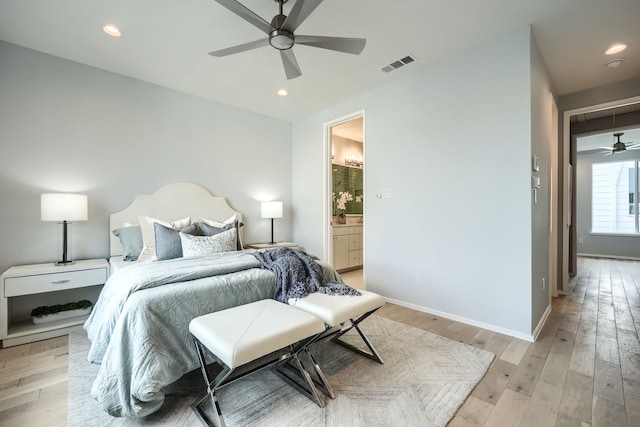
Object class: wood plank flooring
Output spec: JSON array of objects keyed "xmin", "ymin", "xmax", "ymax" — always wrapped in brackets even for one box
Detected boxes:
[{"xmin": 0, "ymin": 257, "xmax": 638, "ymax": 426}]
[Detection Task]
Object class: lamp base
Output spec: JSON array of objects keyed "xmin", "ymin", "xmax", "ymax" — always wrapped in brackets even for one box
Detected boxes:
[{"xmin": 55, "ymin": 220, "xmax": 74, "ymax": 266}]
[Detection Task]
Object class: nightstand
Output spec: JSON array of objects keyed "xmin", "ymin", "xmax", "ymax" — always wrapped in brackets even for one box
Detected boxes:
[
  {"xmin": 0, "ymin": 258, "xmax": 108, "ymax": 347},
  {"xmin": 245, "ymin": 242, "xmax": 300, "ymax": 250}
]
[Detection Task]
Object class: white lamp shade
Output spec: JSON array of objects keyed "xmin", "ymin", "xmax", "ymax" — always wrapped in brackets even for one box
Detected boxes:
[
  {"xmin": 41, "ymin": 193, "xmax": 88, "ymax": 222},
  {"xmin": 261, "ymin": 201, "xmax": 283, "ymax": 219}
]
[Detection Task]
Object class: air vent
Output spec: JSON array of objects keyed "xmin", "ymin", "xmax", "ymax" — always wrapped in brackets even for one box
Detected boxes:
[{"xmin": 380, "ymin": 54, "xmax": 418, "ymax": 73}]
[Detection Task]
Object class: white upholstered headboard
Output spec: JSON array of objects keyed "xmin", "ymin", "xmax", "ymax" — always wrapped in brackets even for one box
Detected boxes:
[{"xmin": 109, "ymin": 182, "xmax": 242, "ymax": 256}]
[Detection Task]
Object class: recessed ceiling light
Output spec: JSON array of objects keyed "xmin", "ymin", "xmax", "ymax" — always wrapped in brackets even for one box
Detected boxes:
[
  {"xmin": 605, "ymin": 43, "xmax": 627, "ymax": 55},
  {"xmin": 277, "ymin": 89, "xmax": 288, "ymax": 96},
  {"xmin": 102, "ymin": 24, "xmax": 122, "ymax": 37}
]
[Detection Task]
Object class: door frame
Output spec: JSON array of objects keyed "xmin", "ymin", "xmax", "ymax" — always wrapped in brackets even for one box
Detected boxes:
[
  {"xmin": 561, "ymin": 95, "xmax": 640, "ymax": 291},
  {"xmin": 322, "ymin": 110, "xmax": 365, "ymax": 266},
  {"xmin": 549, "ymin": 94, "xmax": 559, "ymax": 298}
]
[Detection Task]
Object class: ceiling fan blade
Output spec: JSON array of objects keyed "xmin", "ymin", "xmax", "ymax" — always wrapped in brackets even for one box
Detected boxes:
[
  {"xmin": 280, "ymin": 49, "xmax": 302, "ymax": 79},
  {"xmin": 295, "ymin": 35, "xmax": 366, "ymax": 54},
  {"xmin": 282, "ymin": 0, "xmax": 323, "ymax": 32},
  {"xmin": 209, "ymin": 38, "xmax": 269, "ymax": 57},
  {"xmin": 213, "ymin": 0, "xmax": 273, "ymax": 34}
]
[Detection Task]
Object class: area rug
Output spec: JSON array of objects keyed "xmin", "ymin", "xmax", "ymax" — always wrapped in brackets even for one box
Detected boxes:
[{"xmin": 68, "ymin": 315, "xmax": 494, "ymax": 427}]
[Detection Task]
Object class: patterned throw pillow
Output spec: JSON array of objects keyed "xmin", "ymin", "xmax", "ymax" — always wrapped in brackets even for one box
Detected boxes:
[
  {"xmin": 180, "ymin": 228, "xmax": 237, "ymax": 257},
  {"xmin": 197, "ymin": 214, "xmax": 243, "ymax": 250}
]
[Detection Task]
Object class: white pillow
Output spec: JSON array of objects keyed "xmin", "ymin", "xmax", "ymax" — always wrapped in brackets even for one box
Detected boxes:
[
  {"xmin": 198, "ymin": 214, "xmax": 243, "ymax": 249},
  {"xmin": 180, "ymin": 228, "xmax": 237, "ymax": 257},
  {"xmin": 138, "ymin": 215, "xmax": 190, "ymax": 262}
]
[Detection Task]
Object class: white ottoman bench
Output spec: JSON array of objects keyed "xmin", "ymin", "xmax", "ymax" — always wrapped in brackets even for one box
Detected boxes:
[
  {"xmin": 288, "ymin": 290, "xmax": 386, "ymax": 398},
  {"xmin": 189, "ymin": 299, "xmax": 328, "ymax": 427}
]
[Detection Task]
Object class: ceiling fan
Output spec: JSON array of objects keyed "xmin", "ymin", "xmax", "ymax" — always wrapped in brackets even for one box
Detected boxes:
[
  {"xmin": 600, "ymin": 132, "xmax": 640, "ymax": 155},
  {"xmin": 209, "ymin": 0, "xmax": 366, "ymax": 79}
]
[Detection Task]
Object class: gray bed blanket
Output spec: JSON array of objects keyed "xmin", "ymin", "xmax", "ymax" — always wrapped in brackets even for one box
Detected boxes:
[
  {"xmin": 252, "ymin": 247, "xmax": 360, "ymax": 303},
  {"xmin": 83, "ymin": 251, "xmax": 276, "ymax": 418}
]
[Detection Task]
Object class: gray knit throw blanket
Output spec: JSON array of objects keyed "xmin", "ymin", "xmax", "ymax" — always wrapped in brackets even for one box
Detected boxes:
[{"xmin": 252, "ymin": 247, "xmax": 361, "ymax": 303}]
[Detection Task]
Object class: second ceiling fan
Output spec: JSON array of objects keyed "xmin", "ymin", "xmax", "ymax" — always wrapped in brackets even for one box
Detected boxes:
[
  {"xmin": 209, "ymin": 0, "xmax": 366, "ymax": 79},
  {"xmin": 600, "ymin": 132, "xmax": 640, "ymax": 155}
]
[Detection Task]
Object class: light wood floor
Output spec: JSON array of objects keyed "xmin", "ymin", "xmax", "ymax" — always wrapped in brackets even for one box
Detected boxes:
[{"xmin": 0, "ymin": 257, "xmax": 638, "ymax": 426}]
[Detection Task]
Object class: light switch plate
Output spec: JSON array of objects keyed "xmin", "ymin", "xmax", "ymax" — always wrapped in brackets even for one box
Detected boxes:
[{"xmin": 532, "ymin": 176, "xmax": 541, "ymax": 188}]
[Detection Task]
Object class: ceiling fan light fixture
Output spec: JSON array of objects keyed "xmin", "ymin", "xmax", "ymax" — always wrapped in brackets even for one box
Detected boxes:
[
  {"xmin": 605, "ymin": 43, "xmax": 627, "ymax": 55},
  {"xmin": 209, "ymin": 0, "xmax": 366, "ymax": 79},
  {"xmin": 269, "ymin": 30, "xmax": 294, "ymax": 50},
  {"xmin": 610, "ymin": 133, "xmax": 628, "ymax": 154}
]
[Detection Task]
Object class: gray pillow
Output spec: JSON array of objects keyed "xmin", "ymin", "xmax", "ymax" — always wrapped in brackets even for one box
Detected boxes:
[
  {"xmin": 112, "ymin": 226, "xmax": 143, "ymax": 261},
  {"xmin": 198, "ymin": 221, "xmax": 233, "ymax": 235},
  {"xmin": 197, "ymin": 221, "xmax": 242, "ymax": 250},
  {"xmin": 154, "ymin": 223, "xmax": 200, "ymax": 261}
]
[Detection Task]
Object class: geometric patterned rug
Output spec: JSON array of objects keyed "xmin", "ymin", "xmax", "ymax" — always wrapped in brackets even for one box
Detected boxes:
[{"xmin": 68, "ymin": 315, "xmax": 494, "ymax": 427}]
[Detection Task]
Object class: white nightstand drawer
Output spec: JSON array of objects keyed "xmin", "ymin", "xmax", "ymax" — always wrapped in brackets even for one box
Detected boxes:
[{"xmin": 4, "ymin": 268, "xmax": 107, "ymax": 297}]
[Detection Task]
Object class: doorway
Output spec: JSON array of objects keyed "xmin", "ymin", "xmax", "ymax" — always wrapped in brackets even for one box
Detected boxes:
[
  {"xmin": 324, "ymin": 112, "xmax": 365, "ymax": 286},
  {"xmin": 561, "ymin": 96, "xmax": 640, "ymax": 291}
]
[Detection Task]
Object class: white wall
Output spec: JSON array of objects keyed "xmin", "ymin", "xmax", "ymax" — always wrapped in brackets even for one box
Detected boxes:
[
  {"xmin": 293, "ymin": 28, "xmax": 540, "ymax": 338},
  {"xmin": 0, "ymin": 41, "xmax": 292, "ymax": 274},
  {"xmin": 332, "ymin": 135, "xmax": 363, "ymax": 167}
]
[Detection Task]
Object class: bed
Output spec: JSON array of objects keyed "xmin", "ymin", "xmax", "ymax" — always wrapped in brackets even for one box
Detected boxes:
[{"xmin": 84, "ymin": 183, "xmax": 342, "ymax": 418}]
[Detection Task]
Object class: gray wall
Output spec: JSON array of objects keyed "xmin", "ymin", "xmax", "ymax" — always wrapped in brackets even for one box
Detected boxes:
[
  {"xmin": 576, "ymin": 150, "xmax": 640, "ymax": 259},
  {"xmin": 292, "ymin": 27, "xmax": 549, "ymax": 339},
  {"xmin": 558, "ymin": 76, "xmax": 640, "ymax": 112},
  {"xmin": 0, "ymin": 41, "xmax": 292, "ymax": 274},
  {"xmin": 529, "ymin": 33, "xmax": 556, "ymax": 332}
]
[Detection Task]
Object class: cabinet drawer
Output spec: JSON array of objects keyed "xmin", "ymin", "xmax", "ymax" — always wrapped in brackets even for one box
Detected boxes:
[
  {"xmin": 333, "ymin": 227, "xmax": 349, "ymax": 236},
  {"xmin": 4, "ymin": 268, "xmax": 107, "ymax": 297},
  {"xmin": 348, "ymin": 250, "xmax": 362, "ymax": 267},
  {"xmin": 348, "ymin": 226, "xmax": 362, "ymax": 235},
  {"xmin": 348, "ymin": 235, "xmax": 361, "ymax": 251}
]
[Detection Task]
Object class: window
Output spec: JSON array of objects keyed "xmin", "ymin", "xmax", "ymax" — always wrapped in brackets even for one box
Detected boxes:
[{"xmin": 592, "ymin": 160, "xmax": 639, "ymax": 234}]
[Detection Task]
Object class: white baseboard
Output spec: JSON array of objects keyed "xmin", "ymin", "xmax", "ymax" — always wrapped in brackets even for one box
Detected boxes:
[
  {"xmin": 531, "ymin": 304, "xmax": 552, "ymax": 342},
  {"xmin": 578, "ymin": 252, "xmax": 640, "ymax": 261},
  {"xmin": 383, "ymin": 297, "xmax": 535, "ymax": 343}
]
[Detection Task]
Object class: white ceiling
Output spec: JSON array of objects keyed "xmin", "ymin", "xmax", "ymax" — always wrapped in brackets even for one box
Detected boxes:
[{"xmin": 1, "ymin": 0, "xmax": 639, "ymax": 121}]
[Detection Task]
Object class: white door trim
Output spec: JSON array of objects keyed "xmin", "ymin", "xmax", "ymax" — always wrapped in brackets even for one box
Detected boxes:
[{"xmin": 322, "ymin": 110, "xmax": 365, "ymax": 265}]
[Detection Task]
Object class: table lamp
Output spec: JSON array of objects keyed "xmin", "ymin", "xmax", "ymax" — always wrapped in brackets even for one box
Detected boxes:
[
  {"xmin": 261, "ymin": 201, "xmax": 283, "ymax": 245},
  {"xmin": 41, "ymin": 193, "xmax": 88, "ymax": 265}
]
